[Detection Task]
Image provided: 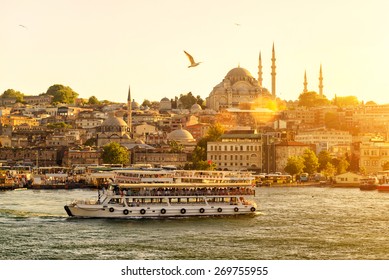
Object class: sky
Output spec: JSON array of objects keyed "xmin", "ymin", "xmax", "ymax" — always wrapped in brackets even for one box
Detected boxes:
[{"xmin": 1, "ymin": 0, "xmax": 389, "ymax": 104}]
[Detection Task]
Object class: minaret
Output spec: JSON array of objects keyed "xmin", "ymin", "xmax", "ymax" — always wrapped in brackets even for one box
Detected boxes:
[
  {"xmin": 303, "ymin": 70, "xmax": 308, "ymax": 93},
  {"xmin": 127, "ymin": 85, "xmax": 132, "ymax": 134},
  {"xmin": 271, "ymin": 43, "xmax": 276, "ymax": 98},
  {"xmin": 258, "ymin": 51, "xmax": 263, "ymax": 87},
  {"xmin": 319, "ymin": 64, "xmax": 323, "ymax": 96}
]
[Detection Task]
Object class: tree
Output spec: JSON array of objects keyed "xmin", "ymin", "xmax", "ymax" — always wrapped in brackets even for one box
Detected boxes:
[
  {"xmin": 169, "ymin": 140, "xmax": 184, "ymax": 153},
  {"xmin": 2, "ymin": 89, "xmax": 24, "ymax": 102},
  {"xmin": 142, "ymin": 99, "xmax": 152, "ymax": 108},
  {"xmin": 284, "ymin": 156, "xmax": 305, "ymax": 176},
  {"xmin": 47, "ymin": 122, "xmax": 72, "ymax": 129},
  {"xmin": 196, "ymin": 95, "xmax": 205, "ymax": 108},
  {"xmin": 178, "ymin": 92, "xmax": 197, "ymax": 109},
  {"xmin": 302, "ymin": 149, "xmax": 319, "ymax": 174},
  {"xmin": 333, "ymin": 95, "xmax": 359, "ymax": 107},
  {"xmin": 87, "ymin": 96, "xmax": 100, "ymax": 105},
  {"xmin": 321, "ymin": 162, "xmax": 337, "ymax": 178},
  {"xmin": 46, "ymin": 84, "xmax": 79, "ymax": 104},
  {"xmin": 101, "ymin": 142, "xmax": 129, "ymax": 165},
  {"xmin": 318, "ymin": 150, "xmax": 333, "ymax": 171},
  {"xmin": 324, "ymin": 112, "xmax": 341, "ymax": 130},
  {"xmin": 336, "ymin": 157, "xmax": 350, "ymax": 174},
  {"xmin": 298, "ymin": 91, "xmax": 330, "ymax": 107},
  {"xmin": 189, "ymin": 124, "xmax": 225, "ymax": 169},
  {"xmin": 84, "ymin": 138, "xmax": 97, "ymax": 147},
  {"xmin": 204, "ymin": 123, "xmax": 225, "ymax": 141}
]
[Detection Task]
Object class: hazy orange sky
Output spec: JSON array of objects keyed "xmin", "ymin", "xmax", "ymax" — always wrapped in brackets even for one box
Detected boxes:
[{"xmin": 1, "ymin": 0, "xmax": 388, "ymax": 104}]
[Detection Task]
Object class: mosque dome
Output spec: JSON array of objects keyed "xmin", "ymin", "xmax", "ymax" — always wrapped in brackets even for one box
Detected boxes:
[
  {"xmin": 131, "ymin": 100, "xmax": 140, "ymax": 110},
  {"xmin": 225, "ymin": 67, "xmax": 254, "ymax": 80},
  {"xmin": 161, "ymin": 97, "xmax": 170, "ymax": 102},
  {"xmin": 167, "ymin": 127, "xmax": 195, "ymax": 142},
  {"xmin": 191, "ymin": 103, "xmax": 202, "ymax": 113},
  {"xmin": 101, "ymin": 112, "xmax": 128, "ymax": 127}
]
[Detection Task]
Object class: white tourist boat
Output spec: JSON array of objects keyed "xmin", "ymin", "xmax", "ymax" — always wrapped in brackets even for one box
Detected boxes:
[{"xmin": 64, "ymin": 181, "xmax": 258, "ymax": 218}]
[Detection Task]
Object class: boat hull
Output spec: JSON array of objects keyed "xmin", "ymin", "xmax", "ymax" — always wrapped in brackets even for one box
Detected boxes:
[
  {"xmin": 377, "ymin": 185, "xmax": 389, "ymax": 192},
  {"xmin": 64, "ymin": 204, "xmax": 257, "ymax": 218}
]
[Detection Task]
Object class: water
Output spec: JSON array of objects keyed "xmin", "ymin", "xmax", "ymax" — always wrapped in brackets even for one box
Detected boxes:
[{"xmin": 1, "ymin": 187, "xmax": 389, "ymax": 260}]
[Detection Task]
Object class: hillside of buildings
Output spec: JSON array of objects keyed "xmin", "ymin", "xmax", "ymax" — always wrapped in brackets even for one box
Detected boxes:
[{"xmin": 1, "ymin": 82, "xmax": 388, "ymax": 179}]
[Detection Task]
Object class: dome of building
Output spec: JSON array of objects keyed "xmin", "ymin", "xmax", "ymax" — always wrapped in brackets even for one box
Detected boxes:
[
  {"xmin": 131, "ymin": 100, "xmax": 140, "ymax": 110},
  {"xmin": 191, "ymin": 103, "xmax": 202, "ymax": 113},
  {"xmin": 161, "ymin": 97, "xmax": 170, "ymax": 102},
  {"xmin": 225, "ymin": 67, "xmax": 254, "ymax": 80},
  {"xmin": 167, "ymin": 127, "xmax": 195, "ymax": 142},
  {"xmin": 101, "ymin": 112, "xmax": 128, "ymax": 127}
]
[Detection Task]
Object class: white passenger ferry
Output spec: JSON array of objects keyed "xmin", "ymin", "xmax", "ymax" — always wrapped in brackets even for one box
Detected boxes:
[{"xmin": 64, "ymin": 181, "xmax": 258, "ymax": 218}]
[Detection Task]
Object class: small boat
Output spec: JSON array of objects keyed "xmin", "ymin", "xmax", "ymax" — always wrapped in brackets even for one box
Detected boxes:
[
  {"xmin": 377, "ymin": 183, "xmax": 389, "ymax": 192},
  {"xmin": 359, "ymin": 176, "xmax": 378, "ymax": 191}
]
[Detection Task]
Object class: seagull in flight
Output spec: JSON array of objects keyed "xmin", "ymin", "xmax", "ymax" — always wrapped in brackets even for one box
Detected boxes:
[
  {"xmin": 18, "ymin": 24, "xmax": 27, "ymax": 29},
  {"xmin": 184, "ymin": 50, "xmax": 202, "ymax": 68}
]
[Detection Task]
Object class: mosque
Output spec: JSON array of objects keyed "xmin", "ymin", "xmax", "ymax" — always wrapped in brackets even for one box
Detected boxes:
[
  {"xmin": 205, "ymin": 44, "xmax": 277, "ymax": 111},
  {"xmin": 96, "ymin": 44, "xmax": 325, "ymax": 149}
]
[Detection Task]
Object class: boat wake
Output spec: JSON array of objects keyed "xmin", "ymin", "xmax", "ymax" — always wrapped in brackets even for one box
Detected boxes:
[{"xmin": 0, "ymin": 208, "xmax": 66, "ymax": 219}]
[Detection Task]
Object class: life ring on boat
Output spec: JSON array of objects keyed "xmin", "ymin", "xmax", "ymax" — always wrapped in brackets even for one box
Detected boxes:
[
  {"xmin": 250, "ymin": 207, "xmax": 256, "ymax": 212},
  {"xmin": 109, "ymin": 207, "xmax": 114, "ymax": 213},
  {"xmin": 234, "ymin": 207, "xmax": 239, "ymax": 212},
  {"xmin": 160, "ymin": 208, "xmax": 166, "ymax": 214},
  {"xmin": 199, "ymin": 208, "xmax": 205, "ymax": 213},
  {"xmin": 140, "ymin": 209, "xmax": 146, "ymax": 215},
  {"xmin": 217, "ymin": 207, "xmax": 222, "ymax": 213},
  {"xmin": 123, "ymin": 209, "xmax": 129, "ymax": 215},
  {"xmin": 180, "ymin": 208, "xmax": 186, "ymax": 214}
]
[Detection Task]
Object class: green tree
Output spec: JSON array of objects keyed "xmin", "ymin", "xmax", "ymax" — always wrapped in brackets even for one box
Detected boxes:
[
  {"xmin": 47, "ymin": 122, "xmax": 72, "ymax": 129},
  {"xmin": 46, "ymin": 84, "xmax": 79, "ymax": 104},
  {"xmin": 333, "ymin": 95, "xmax": 359, "ymax": 107},
  {"xmin": 196, "ymin": 95, "xmax": 205, "ymax": 108},
  {"xmin": 178, "ymin": 92, "xmax": 197, "ymax": 109},
  {"xmin": 2, "ymin": 89, "xmax": 24, "ymax": 102},
  {"xmin": 318, "ymin": 150, "xmax": 333, "ymax": 171},
  {"xmin": 298, "ymin": 91, "xmax": 330, "ymax": 107},
  {"xmin": 204, "ymin": 123, "xmax": 225, "ymax": 141},
  {"xmin": 321, "ymin": 162, "xmax": 337, "ymax": 178},
  {"xmin": 284, "ymin": 156, "xmax": 305, "ymax": 176},
  {"xmin": 84, "ymin": 138, "xmax": 97, "ymax": 147},
  {"xmin": 169, "ymin": 140, "xmax": 184, "ymax": 153},
  {"xmin": 87, "ymin": 96, "xmax": 100, "ymax": 105},
  {"xmin": 142, "ymin": 99, "xmax": 152, "ymax": 107},
  {"xmin": 336, "ymin": 157, "xmax": 350, "ymax": 174},
  {"xmin": 302, "ymin": 149, "xmax": 319, "ymax": 174},
  {"xmin": 101, "ymin": 142, "xmax": 129, "ymax": 165},
  {"xmin": 190, "ymin": 124, "xmax": 225, "ymax": 169}
]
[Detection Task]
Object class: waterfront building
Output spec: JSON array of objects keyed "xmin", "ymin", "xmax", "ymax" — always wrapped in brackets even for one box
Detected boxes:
[
  {"xmin": 63, "ymin": 146, "xmax": 102, "ymax": 167},
  {"xmin": 207, "ymin": 129, "xmax": 262, "ymax": 171},
  {"xmin": 333, "ymin": 172, "xmax": 363, "ymax": 187},
  {"xmin": 275, "ymin": 140, "xmax": 312, "ymax": 173},
  {"xmin": 295, "ymin": 128, "xmax": 352, "ymax": 154},
  {"xmin": 359, "ymin": 138, "xmax": 389, "ymax": 174}
]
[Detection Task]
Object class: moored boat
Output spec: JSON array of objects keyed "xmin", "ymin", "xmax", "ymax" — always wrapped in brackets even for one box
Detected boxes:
[
  {"xmin": 64, "ymin": 182, "xmax": 258, "ymax": 218},
  {"xmin": 359, "ymin": 176, "xmax": 378, "ymax": 191},
  {"xmin": 377, "ymin": 183, "xmax": 389, "ymax": 192}
]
